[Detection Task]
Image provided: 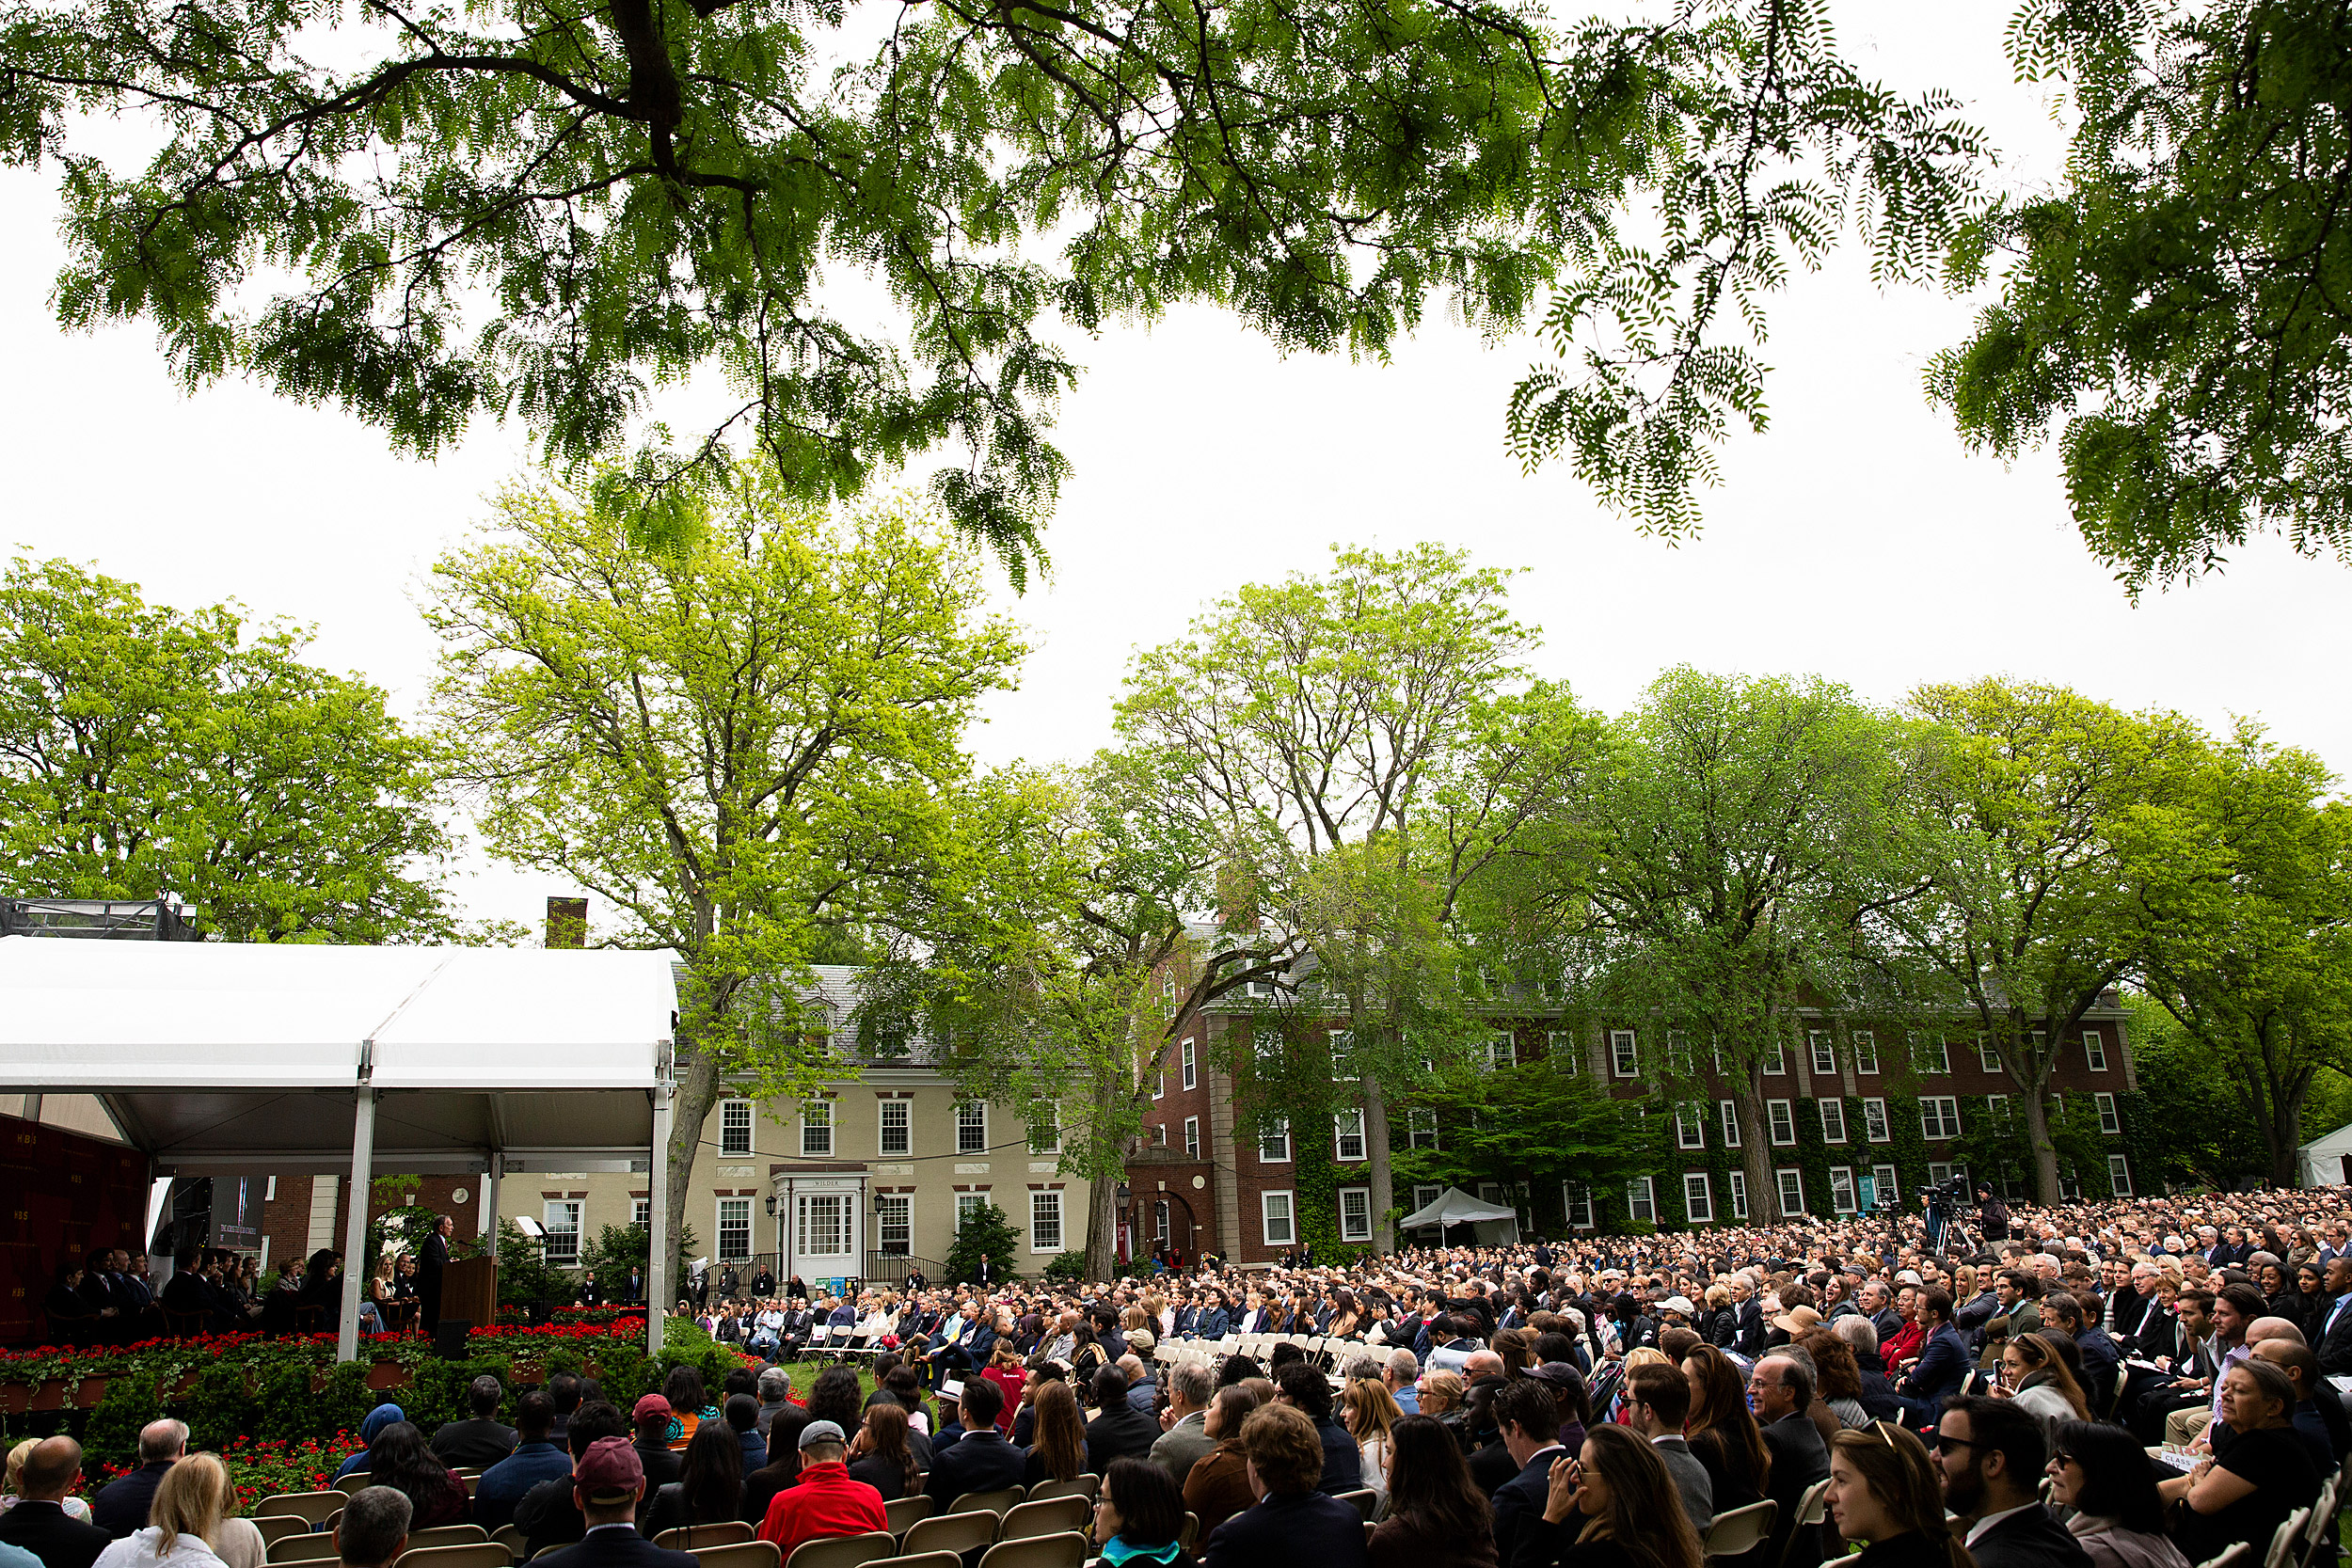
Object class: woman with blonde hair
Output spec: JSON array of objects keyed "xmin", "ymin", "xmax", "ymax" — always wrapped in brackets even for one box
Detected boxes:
[
  {"xmin": 92, "ymin": 1454, "xmax": 262, "ymax": 1568},
  {"xmin": 1823, "ymin": 1423, "xmax": 1971, "ymax": 1568},
  {"xmin": 3, "ymin": 1439, "xmax": 93, "ymax": 1521},
  {"xmin": 1341, "ymin": 1378, "xmax": 1404, "ymax": 1504},
  {"xmin": 1416, "ymin": 1370, "xmax": 1467, "ymax": 1418},
  {"xmin": 1994, "ymin": 1333, "xmax": 2090, "ymax": 1435}
]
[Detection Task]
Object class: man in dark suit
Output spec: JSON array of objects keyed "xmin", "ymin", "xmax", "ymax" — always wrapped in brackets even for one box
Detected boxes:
[
  {"xmin": 1936, "ymin": 1398, "xmax": 2092, "ymax": 1568},
  {"xmin": 2040, "ymin": 1292, "xmax": 2119, "ymax": 1418},
  {"xmin": 923, "ymin": 1377, "xmax": 1023, "ymax": 1503},
  {"xmin": 419, "ymin": 1214, "xmax": 452, "ymax": 1334},
  {"xmin": 1750, "ymin": 1355, "xmax": 1829, "ymax": 1568},
  {"xmin": 1487, "ymin": 1378, "xmax": 1569, "ymax": 1567},
  {"xmin": 0, "ymin": 1436, "xmax": 112, "ymax": 1568},
  {"xmin": 2314, "ymin": 1256, "xmax": 2352, "ymax": 1375},
  {"xmin": 1730, "ymin": 1278, "xmax": 1766, "ymax": 1358},
  {"xmin": 528, "ymin": 1438, "xmax": 699, "ymax": 1568},
  {"xmin": 1200, "ymin": 1404, "xmax": 1368, "ymax": 1568},
  {"xmin": 1085, "ymin": 1366, "xmax": 1161, "ymax": 1475},
  {"xmin": 1625, "ymin": 1364, "xmax": 1713, "ymax": 1532},
  {"xmin": 1271, "ymin": 1364, "xmax": 1360, "ymax": 1495},
  {"xmin": 431, "ymin": 1376, "xmax": 519, "ymax": 1468},
  {"xmin": 91, "ymin": 1420, "xmax": 185, "ymax": 1538},
  {"xmin": 1896, "ymin": 1290, "xmax": 1971, "ymax": 1426}
]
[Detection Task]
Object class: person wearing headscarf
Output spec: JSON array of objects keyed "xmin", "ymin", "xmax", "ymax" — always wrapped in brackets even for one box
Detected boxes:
[{"xmin": 333, "ymin": 1406, "xmax": 406, "ymax": 1481}]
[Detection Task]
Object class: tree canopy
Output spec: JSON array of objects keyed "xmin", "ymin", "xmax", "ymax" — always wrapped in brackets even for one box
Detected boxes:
[{"xmin": 1, "ymin": 0, "xmax": 1983, "ymax": 572}]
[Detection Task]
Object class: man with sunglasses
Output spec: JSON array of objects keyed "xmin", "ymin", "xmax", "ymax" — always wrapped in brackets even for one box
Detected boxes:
[{"xmin": 1934, "ymin": 1397, "xmax": 2091, "ymax": 1568}]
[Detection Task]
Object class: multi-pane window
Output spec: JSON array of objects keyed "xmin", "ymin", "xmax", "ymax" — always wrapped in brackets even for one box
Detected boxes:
[
  {"xmin": 1819, "ymin": 1100, "xmax": 1847, "ymax": 1144},
  {"xmin": 880, "ymin": 1100, "xmax": 912, "ymax": 1156},
  {"xmin": 1487, "ymin": 1031, "xmax": 1515, "ymax": 1069},
  {"xmin": 1666, "ymin": 1031, "xmax": 1694, "ymax": 1075},
  {"xmin": 1768, "ymin": 1100, "xmax": 1796, "ymax": 1146},
  {"xmin": 1153, "ymin": 1199, "xmax": 1170, "ymax": 1242},
  {"xmin": 1979, "ymin": 1037, "xmax": 2002, "ymax": 1073},
  {"xmin": 2085, "ymin": 1031, "xmax": 2109, "ymax": 1071},
  {"xmin": 956, "ymin": 1101, "xmax": 988, "ymax": 1154},
  {"xmin": 1863, "ymin": 1098, "xmax": 1890, "ymax": 1142},
  {"xmin": 798, "ymin": 1194, "xmax": 850, "ymax": 1257},
  {"xmin": 1683, "ymin": 1173, "xmax": 1712, "ymax": 1225},
  {"xmin": 1253, "ymin": 1028, "xmax": 1282, "ymax": 1068},
  {"xmin": 1406, "ymin": 1109, "xmax": 1438, "ymax": 1150},
  {"xmin": 1334, "ymin": 1108, "xmax": 1367, "ymax": 1161},
  {"xmin": 1184, "ymin": 1117, "xmax": 1200, "ymax": 1158},
  {"xmin": 630, "ymin": 1197, "xmax": 651, "ymax": 1229},
  {"xmin": 1611, "ymin": 1030, "xmax": 1640, "ymax": 1077},
  {"xmin": 1625, "ymin": 1176, "xmax": 1656, "ymax": 1225},
  {"xmin": 717, "ymin": 1197, "xmax": 751, "ymax": 1261},
  {"xmin": 1152, "ymin": 1073, "xmax": 1166, "ymax": 1101},
  {"xmin": 1809, "ymin": 1031, "xmax": 1836, "ymax": 1076},
  {"xmin": 720, "ymin": 1100, "xmax": 754, "ymax": 1156},
  {"xmin": 1262, "ymin": 1192, "xmax": 1295, "ymax": 1246},
  {"xmin": 877, "ymin": 1194, "xmax": 911, "ymax": 1255},
  {"xmin": 2108, "ymin": 1154, "xmax": 2134, "ymax": 1196},
  {"xmin": 1921, "ymin": 1097, "xmax": 1963, "ymax": 1140},
  {"xmin": 801, "ymin": 1100, "xmax": 833, "ymax": 1157},
  {"xmin": 1027, "ymin": 1103, "xmax": 1060, "ymax": 1154},
  {"xmin": 1548, "ymin": 1032, "xmax": 1579, "ymax": 1073},
  {"xmin": 2095, "ymin": 1092, "xmax": 2122, "ymax": 1134},
  {"xmin": 1986, "ymin": 1094, "xmax": 2012, "ymax": 1130},
  {"xmin": 1720, "ymin": 1100, "xmax": 1742, "ymax": 1146},
  {"xmin": 1261, "ymin": 1116, "xmax": 1293, "ymax": 1162},
  {"xmin": 955, "ymin": 1193, "xmax": 986, "ymax": 1231},
  {"xmin": 1776, "ymin": 1168, "xmax": 1805, "ymax": 1217},
  {"xmin": 1564, "ymin": 1184, "xmax": 1595, "ymax": 1229},
  {"xmin": 1181, "ymin": 1038, "xmax": 1197, "ymax": 1090},
  {"xmin": 1829, "ymin": 1167, "xmax": 1857, "ymax": 1214},
  {"xmin": 1411, "ymin": 1184, "xmax": 1442, "ymax": 1222},
  {"xmin": 1676, "ymin": 1103, "xmax": 1705, "ymax": 1149},
  {"xmin": 543, "ymin": 1201, "xmax": 581, "ymax": 1264},
  {"xmin": 1852, "ymin": 1033, "xmax": 1879, "ymax": 1074},
  {"xmin": 1726, "ymin": 1171, "xmax": 1749, "ymax": 1220},
  {"xmin": 1873, "ymin": 1164, "xmax": 1899, "ymax": 1203},
  {"xmin": 1338, "ymin": 1187, "xmax": 1374, "ymax": 1243},
  {"xmin": 1917, "ymin": 1035, "xmax": 1950, "ymax": 1074},
  {"xmin": 1762, "ymin": 1041, "xmax": 1787, "ymax": 1075},
  {"xmin": 1030, "ymin": 1191, "xmax": 1063, "ymax": 1252}
]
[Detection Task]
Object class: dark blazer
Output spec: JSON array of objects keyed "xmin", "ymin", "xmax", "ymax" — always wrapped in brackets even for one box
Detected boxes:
[
  {"xmin": 530, "ymin": 1523, "xmax": 701, "ymax": 1568},
  {"xmin": 432, "ymin": 1418, "xmax": 519, "ymax": 1469},
  {"xmin": 2317, "ymin": 1296, "xmax": 2352, "ymax": 1375},
  {"xmin": 923, "ymin": 1429, "xmax": 1026, "ymax": 1504},
  {"xmin": 1965, "ymin": 1503, "xmax": 2095, "ymax": 1568},
  {"xmin": 1490, "ymin": 1446, "xmax": 1567, "ymax": 1568},
  {"xmin": 1900, "ymin": 1324, "xmax": 1970, "ymax": 1404},
  {"xmin": 1312, "ymin": 1418, "xmax": 1363, "ymax": 1496},
  {"xmin": 0, "ymin": 1498, "xmax": 115, "ymax": 1568},
  {"xmin": 1733, "ymin": 1300, "xmax": 1766, "ymax": 1358},
  {"xmin": 1086, "ymin": 1402, "xmax": 1162, "ymax": 1476},
  {"xmin": 91, "ymin": 1461, "xmax": 176, "ymax": 1538},
  {"xmin": 1650, "ymin": 1434, "xmax": 1713, "ymax": 1532},
  {"xmin": 1758, "ymin": 1413, "xmax": 1829, "ymax": 1568},
  {"xmin": 1202, "ymin": 1490, "xmax": 1370, "ymax": 1568}
]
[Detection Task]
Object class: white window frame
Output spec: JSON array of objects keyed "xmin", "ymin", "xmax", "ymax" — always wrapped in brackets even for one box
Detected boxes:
[
  {"xmin": 1683, "ymin": 1172, "xmax": 1713, "ymax": 1225},
  {"xmin": 1610, "ymin": 1029, "xmax": 1640, "ymax": 1078},
  {"xmin": 879, "ymin": 1098, "xmax": 912, "ymax": 1157},
  {"xmin": 2095, "ymin": 1091, "xmax": 2122, "ymax": 1135},
  {"xmin": 1726, "ymin": 1170, "xmax": 1749, "ymax": 1220},
  {"xmin": 1338, "ymin": 1186, "xmax": 1374, "ymax": 1243},
  {"xmin": 1564, "ymin": 1183, "xmax": 1595, "ymax": 1230},
  {"xmin": 542, "ymin": 1199, "xmax": 582, "ymax": 1265},
  {"xmin": 1979, "ymin": 1036, "xmax": 2002, "ymax": 1073},
  {"xmin": 1819, "ymin": 1099, "xmax": 1847, "ymax": 1144},
  {"xmin": 1030, "ymin": 1191, "xmax": 1064, "ymax": 1252},
  {"xmin": 1987, "ymin": 1093, "xmax": 2012, "ymax": 1131},
  {"xmin": 1026, "ymin": 1102, "xmax": 1061, "ymax": 1154},
  {"xmin": 1411, "ymin": 1184, "xmax": 1442, "ymax": 1223},
  {"xmin": 1181, "ymin": 1037, "xmax": 1197, "ymax": 1091},
  {"xmin": 1666, "ymin": 1030, "xmax": 1694, "ymax": 1076},
  {"xmin": 1676, "ymin": 1102, "xmax": 1706, "ymax": 1149},
  {"xmin": 800, "ymin": 1099, "xmax": 833, "ymax": 1158},
  {"xmin": 1863, "ymin": 1097, "xmax": 1890, "ymax": 1143},
  {"xmin": 1487, "ymin": 1031, "xmax": 1515, "ymax": 1069},
  {"xmin": 1261, "ymin": 1190, "xmax": 1296, "ymax": 1247},
  {"xmin": 1153, "ymin": 1072, "xmax": 1166, "ymax": 1101},
  {"xmin": 1767, "ymin": 1099, "xmax": 1795, "ymax": 1146},
  {"xmin": 2107, "ymin": 1154, "xmax": 2134, "ymax": 1196},
  {"xmin": 1184, "ymin": 1116, "xmax": 1200, "ymax": 1159},
  {"xmin": 876, "ymin": 1193, "xmax": 911, "ymax": 1255},
  {"xmin": 1152, "ymin": 1121, "xmax": 1167, "ymax": 1147},
  {"xmin": 1775, "ymin": 1167, "xmax": 1804, "ymax": 1218},
  {"xmin": 1828, "ymin": 1165, "xmax": 1857, "ymax": 1215},
  {"xmin": 717, "ymin": 1196, "xmax": 752, "ymax": 1262},
  {"xmin": 955, "ymin": 1193, "xmax": 986, "ymax": 1231},
  {"xmin": 720, "ymin": 1098, "xmax": 754, "ymax": 1156},
  {"xmin": 1625, "ymin": 1176, "xmax": 1656, "ymax": 1226},
  {"xmin": 1809, "ymin": 1030, "xmax": 1836, "ymax": 1076},
  {"xmin": 797, "ymin": 1192, "xmax": 851, "ymax": 1258},
  {"xmin": 1333, "ymin": 1107, "xmax": 1368, "ymax": 1162},
  {"xmin": 1872, "ymin": 1164, "xmax": 1899, "ymax": 1203},
  {"xmin": 2084, "ymin": 1030, "xmax": 2109, "ymax": 1071},
  {"xmin": 1260, "ymin": 1116, "xmax": 1293, "ymax": 1163},
  {"xmin": 956, "ymin": 1101, "xmax": 988, "ymax": 1154},
  {"xmin": 1406, "ymin": 1107, "xmax": 1438, "ymax": 1151},
  {"xmin": 1928, "ymin": 1161, "xmax": 1954, "ymax": 1187},
  {"xmin": 630, "ymin": 1196, "xmax": 651, "ymax": 1229},
  {"xmin": 1921, "ymin": 1096, "xmax": 1963, "ymax": 1140},
  {"xmin": 1852, "ymin": 1032, "xmax": 1879, "ymax": 1075},
  {"xmin": 1762, "ymin": 1041, "xmax": 1787, "ymax": 1075},
  {"xmin": 1919, "ymin": 1035, "xmax": 1950, "ymax": 1075},
  {"xmin": 1548, "ymin": 1031, "xmax": 1578, "ymax": 1073},
  {"xmin": 1719, "ymin": 1100, "xmax": 1741, "ymax": 1147}
]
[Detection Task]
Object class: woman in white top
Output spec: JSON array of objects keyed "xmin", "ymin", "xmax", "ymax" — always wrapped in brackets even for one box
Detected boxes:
[
  {"xmin": 93, "ymin": 1452, "xmax": 262, "ymax": 1568},
  {"xmin": 1994, "ymin": 1332, "xmax": 2091, "ymax": 1438},
  {"xmin": 1342, "ymin": 1377, "xmax": 1404, "ymax": 1507}
]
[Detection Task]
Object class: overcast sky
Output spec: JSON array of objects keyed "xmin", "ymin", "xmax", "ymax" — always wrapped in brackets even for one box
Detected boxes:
[{"xmin": 4, "ymin": 3, "xmax": 2345, "ymax": 933}]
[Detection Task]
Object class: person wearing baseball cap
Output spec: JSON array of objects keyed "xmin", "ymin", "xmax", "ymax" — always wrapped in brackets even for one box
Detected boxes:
[
  {"xmin": 754, "ymin": 1421, "xmax": 889, "ymax": 1560},
  {"xmin": 628, "ymin": 1396, "xmax": 682, "ymax": 1498},
  {"xmin": 523, "ymin": 1437, "xmax": 695, "ymax": 1568}
]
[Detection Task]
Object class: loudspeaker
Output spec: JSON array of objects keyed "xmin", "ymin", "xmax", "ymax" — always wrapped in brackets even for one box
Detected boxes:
[{"xmin": 436, "ymin": 1319, "xmax": 471, "ymax": 1358}]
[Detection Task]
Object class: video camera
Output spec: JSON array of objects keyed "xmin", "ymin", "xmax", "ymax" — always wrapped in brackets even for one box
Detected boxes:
[{"xmin": 1922, "ymin": 1176, "xmax": 1974, "ymax": 1211}]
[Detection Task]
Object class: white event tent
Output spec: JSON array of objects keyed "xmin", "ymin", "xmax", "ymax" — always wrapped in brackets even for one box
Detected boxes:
[
  {"xmin": 0, "ymin": 938, "xmax": 679, "ymax": 1357},
  {"xmin": 1398, "ymin": 1185, "xmax": 1521, "ymax": 1244}
]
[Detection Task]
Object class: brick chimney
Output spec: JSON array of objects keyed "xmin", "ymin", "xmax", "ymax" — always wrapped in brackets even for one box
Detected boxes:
[{"xmin": 545, "ymin": 896, "xmax": 588, "ymax": 948}]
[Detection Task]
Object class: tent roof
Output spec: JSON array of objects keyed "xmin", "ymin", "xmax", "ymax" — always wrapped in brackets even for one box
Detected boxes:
[
  {"xmin": 1398, "ymin": 1185, "xmax": 1519, "ymax": 1228},
  {"xmin": 0, "ymin": 939, "xmax": 676, "ymax": 1174},
  {"xmin": 2301, "ymin": 1122, "xmax": 2352, "ymax": 1157}
]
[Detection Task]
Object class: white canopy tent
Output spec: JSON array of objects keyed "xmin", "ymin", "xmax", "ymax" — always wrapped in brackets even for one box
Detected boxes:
[
  {"xmin": 0, "ymin": 938, "xmax": 679, "ymax": 1358},
  {"xmin": 2300, "ymin": 1122, "xmax": 2352, "ymax": 1189},
  {"xmin": 1399, "ymin": 1185, "xmax": 1522, "ymax": 1244}
]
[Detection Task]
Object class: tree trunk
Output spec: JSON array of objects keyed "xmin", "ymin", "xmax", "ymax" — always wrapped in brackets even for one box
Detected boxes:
[
  {"xmin": 1083, "ymin": 1073, "xmax": 1123, "ymax": 1279},
  {"xmin": 1736, "ymin": 1074, "xmax": 1774, "ymax": 1223},
  {"xmin": 2020, "ymin": 1070, "xmax": 2060, "ymax": 1205},
  {"xmin": 665, "ymin": 1042, "xmax": 721, "ymax": 1303},
  {"xmin": 1363, "ymin": 1074, "xmax": 1395, "ymax": 1252}
]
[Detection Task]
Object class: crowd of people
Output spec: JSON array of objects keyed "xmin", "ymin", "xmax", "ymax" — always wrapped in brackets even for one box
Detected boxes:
[{"xmin": 9, "ymin": 1186, "xmax": 2352, "ymax": 1568}]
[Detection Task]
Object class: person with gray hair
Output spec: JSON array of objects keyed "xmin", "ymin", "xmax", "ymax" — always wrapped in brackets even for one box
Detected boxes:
[
  {"xmin": 333, "ymin": 1488, "xmax": 412, "ymax": 1568},
  {"xmin": 1341, "ymin": 1354, "xmax": 1381, "ymax": 1384},
  {"xmin": 1383, "ymin": 1349, "xmax": 1421, "ymax": 1414},
  {"xmin": 1149, "ymin": 1360, "xmax": 1217, "ymax": 1489},
  {"xmin": 90, "ymin": 1421, "xmax": 186, "ymax": 1537},
  {"xmin": 754, "ymin": 1369, "xmax": 794, "ymax": 1436}
]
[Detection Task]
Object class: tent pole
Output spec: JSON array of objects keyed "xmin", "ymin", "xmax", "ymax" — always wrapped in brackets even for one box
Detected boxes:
[
  {"xmin": 338, "ymin": 1086, "xmax": 376, "ymax": 1363},
  {"xmin": 648, "ymin": 1083, "xmax": 672, "ymax": 1357},
  {"xmin": 483, "ymin": 1152, "xmax": 502, "ymax": 1258}
]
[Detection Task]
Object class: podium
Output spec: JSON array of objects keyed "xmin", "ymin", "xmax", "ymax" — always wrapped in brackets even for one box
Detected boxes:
[{"xmin": 440, "ymin": 1256, "xmax": 499, "ymax": 1330}]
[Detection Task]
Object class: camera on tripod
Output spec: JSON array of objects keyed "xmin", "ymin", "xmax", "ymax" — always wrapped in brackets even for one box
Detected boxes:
[{"xmin": 1923, "ymin": 1176, "xmax": 1974, "ymax": 1211}]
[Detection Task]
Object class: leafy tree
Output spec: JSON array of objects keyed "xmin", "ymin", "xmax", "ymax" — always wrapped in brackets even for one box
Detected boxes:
[
  {"xmin": 1929, "ymin": 0, "xmax": 2352, "ymax": 593},
  {"xmin": 1389, "ymin": 1056, "xmax": 1652, "ymax": 1225},
  {"xmin": 944, "ymin": 1201, "xmax": 1020, "ymax": 1289},
  {"xmin": 426, "ymin": 463, "xmax": 1023, "ymax": 1292},
  {"xmin": 0, "ymin": 0, "xmax": 1985, "ymax": 564},
  {"xmin": 1879, "ymin": 679, "xmax": 2201, "ymax": 1202},
  {"xmin": 0, "ymin": 556, "xmax": 459, "ymax": 940},
  {"xmin": 2117, "ymin": 992, "xmax": 2269, "ymax": 1189},
  {"xmin": 580, "ymin": 1220, "xmax": 699, "ymax": 1298},
  {"xmin": 2113, "ymin": 723, "xmax": 2352, "ymax": 1185},
  {"xmin": 494, "ymin": 1217, "xmax": 576, "ymax": 1307}
]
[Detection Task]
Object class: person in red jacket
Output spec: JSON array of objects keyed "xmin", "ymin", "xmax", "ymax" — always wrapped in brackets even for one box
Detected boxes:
[{"xmin": 756, "ymin": 1421, "xmax": 889, "ymax": 1559}]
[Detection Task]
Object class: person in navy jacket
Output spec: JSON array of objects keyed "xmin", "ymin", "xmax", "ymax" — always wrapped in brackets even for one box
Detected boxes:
[
  {"xmin": 1200, "ymin": 1404, "xmax": 1368, "ymax": 1568},
  {"xmin": 1895, "ymin": 1289, "xmax": 1971, "ymax": 1425}
]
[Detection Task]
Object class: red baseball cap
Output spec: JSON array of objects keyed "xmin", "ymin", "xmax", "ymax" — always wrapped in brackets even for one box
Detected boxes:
[{"xmin": 574, "ymin": 1436, "xmax": 644, "ymax": 1503}]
